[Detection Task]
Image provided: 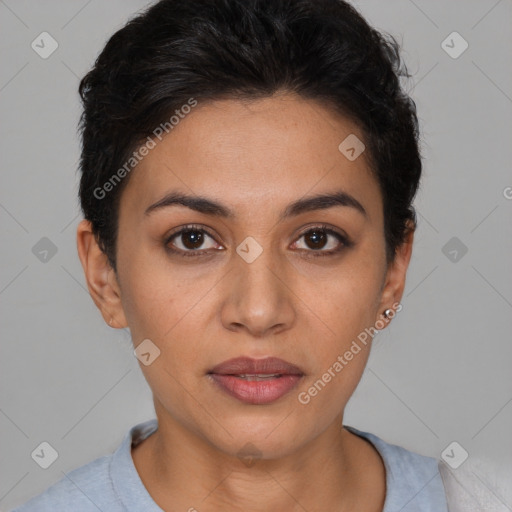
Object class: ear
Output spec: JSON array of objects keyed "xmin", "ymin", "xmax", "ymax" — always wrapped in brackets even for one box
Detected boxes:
[
  {"xmin": 375, "ymin": 221, "xmax": 415, "ymax": 327},
  {"xmin": 76, "ymin": 219, "xmax": 127, "ymax": 328}
]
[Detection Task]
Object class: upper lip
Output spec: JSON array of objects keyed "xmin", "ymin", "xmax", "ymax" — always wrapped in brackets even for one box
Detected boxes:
[{"xmin": 209, "ymin": 357, "xmax": 304, "ymax": 376}]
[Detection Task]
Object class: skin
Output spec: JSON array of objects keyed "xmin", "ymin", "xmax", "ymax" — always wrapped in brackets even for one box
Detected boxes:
[{"xmin": 77, "ymin": 92, "xmax": 414, "ymax": 512}]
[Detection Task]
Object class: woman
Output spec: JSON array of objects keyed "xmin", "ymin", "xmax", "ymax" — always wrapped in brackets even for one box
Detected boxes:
[{"xmin": 13, "ymin": 0, "xmax": 451, "ymax": 510}]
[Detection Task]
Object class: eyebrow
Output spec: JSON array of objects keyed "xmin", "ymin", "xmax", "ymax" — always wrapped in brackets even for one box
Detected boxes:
[{"xmin": 144, "ymin": 190, "xmax": 367, "ymax": 219}]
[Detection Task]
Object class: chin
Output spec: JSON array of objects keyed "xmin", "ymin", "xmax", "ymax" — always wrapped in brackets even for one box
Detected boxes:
[{"xmin": 201, "ymin": 414, "xmax": 314, "ymax": 462}]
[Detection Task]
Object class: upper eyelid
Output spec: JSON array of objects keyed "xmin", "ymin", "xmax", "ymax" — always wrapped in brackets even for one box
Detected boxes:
[{"xmin": 167, "ymin": 224, "xmax": 218, "ymax": 242}]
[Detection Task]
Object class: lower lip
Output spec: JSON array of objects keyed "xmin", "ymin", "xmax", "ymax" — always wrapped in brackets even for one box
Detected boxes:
[{"xmin": 209, "ymin": 374, "xmax": 302, "ymax": 405}]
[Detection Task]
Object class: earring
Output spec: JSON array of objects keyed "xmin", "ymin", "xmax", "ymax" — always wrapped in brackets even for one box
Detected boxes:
[{"xmin": 383, "ymin": 309, "xmax": 393, "ymax": 319}]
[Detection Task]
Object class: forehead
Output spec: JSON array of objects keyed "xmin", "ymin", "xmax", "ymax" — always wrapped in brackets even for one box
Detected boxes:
[{"xmin": 120, "ymin": 93, "xmax": 382, "ymax": 221}]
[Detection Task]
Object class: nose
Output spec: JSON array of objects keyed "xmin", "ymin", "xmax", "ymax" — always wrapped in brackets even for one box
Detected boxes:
[{"xmin": 219, "ymin": 243, "xmax": 296, "ymax": 338}]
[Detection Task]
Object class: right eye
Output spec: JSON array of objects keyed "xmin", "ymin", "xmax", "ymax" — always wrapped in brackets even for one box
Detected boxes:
[{"xmin": 165, "ymin": 225, "xmax": 223, "ymax": 257}]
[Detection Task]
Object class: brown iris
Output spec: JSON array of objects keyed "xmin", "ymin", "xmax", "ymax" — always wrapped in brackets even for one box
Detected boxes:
[
  {"xmin": 304, "ymin": 229, "xmax": 328, "ymax": 250},
  {"xmin": 180, "ymin": 229, "xmax": 205, "ymax": 250}
]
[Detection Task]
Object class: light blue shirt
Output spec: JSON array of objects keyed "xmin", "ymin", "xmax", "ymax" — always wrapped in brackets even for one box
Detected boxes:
[{"xmin": 11, "ymin": 418, "xmax": 448, "ymax": 511}]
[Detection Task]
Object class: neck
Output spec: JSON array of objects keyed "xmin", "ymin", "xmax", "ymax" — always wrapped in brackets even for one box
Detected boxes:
[{"xmin": 132, "ymin": 406, "xmax": 385, "ymax": 512}]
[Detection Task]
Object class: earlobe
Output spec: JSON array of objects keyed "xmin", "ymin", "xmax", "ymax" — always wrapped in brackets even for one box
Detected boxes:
[
  {"xmin": 76, "ymin": 219, "xmax": 128, "ymax": 328},
  {"xmin": 375, "ymin": 222, "xmax": 415, "ymax": 327}
]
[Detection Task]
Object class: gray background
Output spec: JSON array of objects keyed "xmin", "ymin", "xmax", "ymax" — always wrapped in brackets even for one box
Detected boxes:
[{"xmin": 1, "ymin": 0, "xmax": 511, "ymax": 510}]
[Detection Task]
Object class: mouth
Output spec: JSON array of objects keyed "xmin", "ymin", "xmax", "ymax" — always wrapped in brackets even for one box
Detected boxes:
[
  {"xmin": 207, "ymin": 357, "xmax": 304, "ymax": 405},
  {"xmin": 234, "ymin": 374, "xmax": 283, "ymax": 380}
]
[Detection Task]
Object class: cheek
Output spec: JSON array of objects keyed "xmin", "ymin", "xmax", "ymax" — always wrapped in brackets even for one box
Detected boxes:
[
  {"xmin": 295, "ymin": 260, "xmax": 383, "ymax": 347},
  {"xmin": 117, "ymin": 263, "xmax": 183, "ymax": 349},
  {"xmin": 119, "ymin": 274, "xmax": 171, "ymax": 338},
  {"xmin": 292, "ymin": 254, "xmax": 384, "ymax": 406},
  {"xmin": 116, "ymin": 234, "xmax": 189, "ymax": 336},
  {"xmin": 295, "ymin": 276, "xmax": 379, "ymax": 417},
  {"xmin": 118, "ymin": 257, "xmax": 217, "ymax": 374}
]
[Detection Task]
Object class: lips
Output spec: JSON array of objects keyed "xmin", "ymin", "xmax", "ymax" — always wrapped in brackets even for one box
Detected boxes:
[
  {"xmin": 209, "ymin": 356, "xmax": 304, "ymax": 376},
  {"xmin": 208, "ymin": 357, "xmax": 304, "ymax": 405}
]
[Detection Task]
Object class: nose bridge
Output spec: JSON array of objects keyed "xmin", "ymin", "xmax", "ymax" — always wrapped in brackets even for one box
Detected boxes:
[
  {"xmin": 240, "ymin": 244, "xmax": 280, "ymax": 295},
  {"xmin": 221, "ymin": 237, "xmax": 295, "ymax": 336}
]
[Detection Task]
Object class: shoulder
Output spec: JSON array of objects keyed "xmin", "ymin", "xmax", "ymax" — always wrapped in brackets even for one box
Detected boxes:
[
  {"xmin": 10, "ymin": 453, "xmax": 121, "ymax": 512},
  {"xmin": 345, "ymin": 425, "xmax": 449, "ymax": 512},
  {"xmin": 10, "ymin": 419, "xmax": 160, "ymax": 512}
]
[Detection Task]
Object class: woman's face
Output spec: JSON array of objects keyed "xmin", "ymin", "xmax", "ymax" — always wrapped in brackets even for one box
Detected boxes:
[{"xmin": 82, "ymin": 93, "xmax": 412, "ymax": 459}]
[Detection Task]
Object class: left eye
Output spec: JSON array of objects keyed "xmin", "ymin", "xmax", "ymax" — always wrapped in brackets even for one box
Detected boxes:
[{"xmin": 292, "ymin": 227, "xmax": 348, "ymax": 253}]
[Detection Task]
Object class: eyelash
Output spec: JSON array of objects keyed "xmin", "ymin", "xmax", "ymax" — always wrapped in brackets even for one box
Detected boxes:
[{"xmin": 164, "ymin": 223, "xmax": 352, "ymax": 259}]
